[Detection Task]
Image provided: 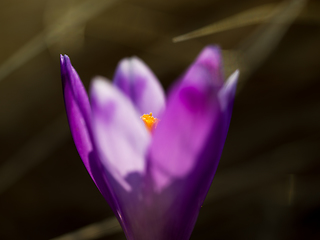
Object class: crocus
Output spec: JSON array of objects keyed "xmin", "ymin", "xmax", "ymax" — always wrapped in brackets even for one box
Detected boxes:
[{"xmin": 60, "ymin": 45, "xmax": 238, "ymax": 240}]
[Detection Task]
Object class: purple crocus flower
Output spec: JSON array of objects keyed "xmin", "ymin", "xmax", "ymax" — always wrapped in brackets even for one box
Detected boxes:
[{"xmin": 60, "ymin": 45, "xmax": 238, "ymax": 240}]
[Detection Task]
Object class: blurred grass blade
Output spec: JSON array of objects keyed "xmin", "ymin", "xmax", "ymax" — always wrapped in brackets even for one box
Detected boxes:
[
  {"xmin": 239, "ymin": 0, "xmax": 307, "ymax": 77},
  {"xmin": 173, "ymin": 0, "xmax": 307, "ymax": 44},
  {"xmin": 50, "ymin": 217, "xmax": 121, "ymax": 240},
  {"xmin": 173, "ymin": 0, "xmax": 307, "ymax": 92},
  {"xmin": 299, "ymin": 1, "xmax": 320, "ymax": 24},
  {"xmin": 173, "ymin": 3, "xmax": 278, "ymax": 43},
  {"xmin": 44, "ymin": 0, "xmax": 120, "ymax": 45},
  {"xmin": 0, "ymin": 0, "xmax": 120, "ymax": 83},
  {"xmin": 0, "ymin": 34, "xmax": 47, "ymax": 83}
]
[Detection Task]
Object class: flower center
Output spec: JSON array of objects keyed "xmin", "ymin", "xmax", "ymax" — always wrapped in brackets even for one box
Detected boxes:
[{"xmin": 140, "ymin": 112, "xmax": 159, "ymax": 132}]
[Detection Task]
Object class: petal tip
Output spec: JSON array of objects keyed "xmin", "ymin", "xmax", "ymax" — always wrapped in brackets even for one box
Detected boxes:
[
  {"xmin": 187, "ymin": 45, "xmax": 224, "ymax": 86},
  {"xmin": 60, "ymin": 54, "xmax": 66, "ymax": 66},
  {"xmin": 204, "ymin": 44, "xmax": 221, "ymax": 53},
  {"xmin": 60, "ymin": 54, "xmax": 70, "ymax": 61},
  {"xmin": 218, "ymin": 69, "xmax": 239, "ymax": 111},
  {"xmin": 226, "ymin": 69, "xmax": 240, "ymax": 87},
  {"xmin": 199, "ymin": 45, "xmax": 221, "ymax": 60},
  {"xmin": 90, "ymin": 76, "xmax": 112, "ymax": 102}
]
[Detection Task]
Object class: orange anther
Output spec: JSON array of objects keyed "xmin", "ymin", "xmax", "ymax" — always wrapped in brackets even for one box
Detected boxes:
[{"xmin": 140, "ymin": 112, "xmax": 159, "ymax": 132}]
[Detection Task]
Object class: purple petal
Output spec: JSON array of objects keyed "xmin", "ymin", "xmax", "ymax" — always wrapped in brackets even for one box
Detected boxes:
[
  {"xmin": 141, "ymin": 80, "xmax": 220, "ymax": 240},
  {"xmin": 149, "ymin": 45, "xmax": 226, "ymax": 191},
  {"xmin": 182, "ymin": 45, "xmax": 224, "ymax": 87},
  {"xmin": 90, "ymin": 77, "xmax": 151, "ymax": 191},
  {"xmin": 60, "ymin": 55, "xmax": 117, "ymax": 213},
  {"xmin": 150, "ymin": 81, "xmax": 220, "ymax": 191},
  {"xmin": 181, "ymin": 70, "xmax": 238, "ymax": 220},
  {"xmin": 61, "ymin": 46, "xmax": 238, "ymax": 240},
  {"xmin": 113, "ymin": 57, "xmax": 166, "ymax": 116},
  {"xmin": 192, "ymin": 69, "xmax": 239, "ymax": 203},
  {"xmin": 60, "ymin": 55, "xmax": 92, "ymax": 164},
  {"xmin": 145, "ymin": 51, "xmax": 238, "ymax": 239}
]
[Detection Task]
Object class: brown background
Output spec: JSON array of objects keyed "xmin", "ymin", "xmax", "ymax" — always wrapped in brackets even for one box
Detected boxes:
[{"xmin": 0, "ymin": 0, "xmax": 319, "ymax": 239}]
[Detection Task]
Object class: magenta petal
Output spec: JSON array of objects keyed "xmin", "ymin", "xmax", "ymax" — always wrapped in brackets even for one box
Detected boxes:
[
  {"xmin": 193, "ymin": 69, "xmax": 239, "ymax": 203},
  {"xmin": 90, "ymin": 77, "xmax": 151, "ymax": 191},
  {"xmin": 188, "ymin": 69, "xmax": 238, "ymax": 190},
  {"xmin": 183, "ymin": 45, "xmax": 224, "ymax": 87},
  {"xmin": 144, "ymin": 80, "xmax": 221, "ymax": 240},
  {"xmin": 149, "ymin": 45, "xmax": 226, "ymax": 191},
  {"xmin": 146, "ymin": 49, "xmax": 238, "ymax": 240},
  {"xmin": 113, "ymin": 57, "xmax": 166, "ymax": 116},
  {"xmin": 60, "ymin": 55, "xmax": 117, "ymax": 213},
  {"xmin": 148, "ymin": 47, "xmax": 237, "ymax": 190},
  {"xmin": 150, "ymin": 81, "xmax": 220, "ymax": 191}
]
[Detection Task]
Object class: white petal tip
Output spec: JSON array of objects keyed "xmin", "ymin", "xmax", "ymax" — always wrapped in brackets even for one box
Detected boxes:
[{"xmin": 227, "ymin": 69, "xmax": 239, "ymax": 85}]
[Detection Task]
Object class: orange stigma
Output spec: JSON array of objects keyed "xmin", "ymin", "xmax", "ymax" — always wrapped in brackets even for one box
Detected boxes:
[{"xmin": 140, "ymin": 112, "xmax": 159, "ymax": 132}]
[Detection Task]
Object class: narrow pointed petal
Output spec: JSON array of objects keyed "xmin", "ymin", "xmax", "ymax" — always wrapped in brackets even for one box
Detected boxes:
[
  {"xmin": 90, "ymin": 77, "xmax": 151, "ymax": 191},
  {"xmin": 219, "ymin": 70, "xmax": 239, "ymax": 111},
  {"xmin": 60, "ymin": 55, "xmax": 92, "ymax": 164},
  {"xmin": 218, "ymin": 69, "xmax": 239, "ymax": 129},
  {"xmin": 194, "ymin": 70, "xmax": 239, "ymax": 204},
  {"xmin": 60, "ymin": 55, "xmax": 117, "ymax": 213},
  {"xmin": 113, "ymin": 57, "xmax": 166, "ymax": 116}
]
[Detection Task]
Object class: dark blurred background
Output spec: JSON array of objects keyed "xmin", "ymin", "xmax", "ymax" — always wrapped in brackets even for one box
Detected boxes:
[{"xmin": 0, "ymin": 0, "xmax": 319, "ymax": 239}]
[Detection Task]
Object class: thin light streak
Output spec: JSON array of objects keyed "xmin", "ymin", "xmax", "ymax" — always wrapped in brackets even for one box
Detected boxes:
[
  {"xmin": 0, "ymin": 0, "xmax": 120, "ymax": 83},
  {"xmin": 238, "ymin": 0, "xmax": 307, "ymax": 77},
  {"xmin": 50, "ymin": 217, "xmax": 121, "ymax": 240},
  {"xmin": 172, "ymin": 0, "xmax": 307, "ymax": 94},
  {"xmin": 173, "ymin": 3, "xmax": 277, "ymax": 43},
  {"xmin": 173, "ymin": 0, "xmax": 314, "ymax": 43}
]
